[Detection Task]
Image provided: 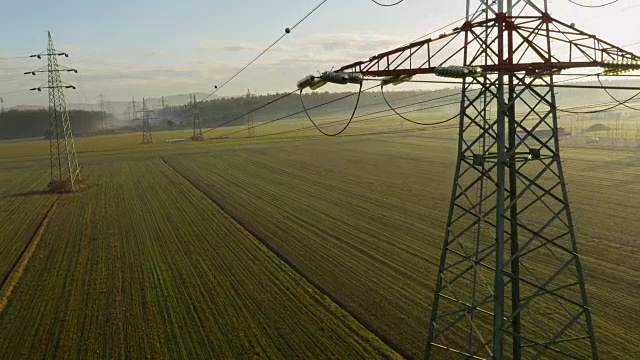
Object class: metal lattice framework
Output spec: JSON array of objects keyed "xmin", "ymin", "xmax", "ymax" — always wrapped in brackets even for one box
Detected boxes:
[
  {"xmin": 247, "ymin": 112, "xmax": 256, "ymax": 138},
  {"xmin": 98, "ymin": 92, "xmax": 106, "ymax": 131},
  {"xmin": 134, "ymin": 98, "xmax": 154, "ymax": 144},
  {"xmin": 27, "ymin": 31, "xmax": 82, "ymax": 192},
  {"xmin": 329, "ymin": 0, "xmax": 640, "ymax": 359},
  {"xmin": 192, "ymin": 94, "xmax": 203, "ymax": 140},
  {"xmin": 245, "ymin": 89, "xmax": 256, "ymax": 138}
]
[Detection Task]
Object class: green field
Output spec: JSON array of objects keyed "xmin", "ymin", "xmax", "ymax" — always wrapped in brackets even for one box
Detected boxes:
[{"xmin": 0, "ymin": 123, "xmax": 639, "ymax": 359}]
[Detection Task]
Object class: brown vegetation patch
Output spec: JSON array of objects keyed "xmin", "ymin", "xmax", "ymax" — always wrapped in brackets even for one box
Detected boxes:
[
  {"xmin": 48, "ymin": 178, "xmax": 88, "ymax": 194},
  {"xmin": 585, "ymin": 123, "xmax": 610, "ymax": 132}
]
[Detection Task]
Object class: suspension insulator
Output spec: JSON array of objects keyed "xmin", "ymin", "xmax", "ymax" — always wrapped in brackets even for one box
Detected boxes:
[
  {"xmin": 297, "ymin": 75, "xmax": 316, "ymax": 90},
  {"xmin": 434, "ymin": 65, "xmax": 483, "ymax": 79},
  {"xmin": 320, "ymin": 71, "xmax": 363, "ymax": 85},
  {"xmin": 525, "ymin": 68, "xmax": 562, "ymax": 77},
  {"xmin": 381, "ymin": 75, "xmax": 413, "ymax": 86},
  {"xmin": 309, "ymin": 79, "xmax": 328, "ymax": 90},
  {"xmin": 600, "ymin": 60, "xmax": 640, "ymax": 75}
]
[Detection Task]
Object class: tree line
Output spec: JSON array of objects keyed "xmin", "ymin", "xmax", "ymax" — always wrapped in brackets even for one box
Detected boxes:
[
  {"xmin": 1, "ymin": 89, "xmax": 461, "ymax": 140},
  {"xmin": 163, "ymin": 89, "xmax": 461, "ymax": 130},
  {"xmin": 0, "ymin": 109, "xmax": 112, "ymax": 140}
]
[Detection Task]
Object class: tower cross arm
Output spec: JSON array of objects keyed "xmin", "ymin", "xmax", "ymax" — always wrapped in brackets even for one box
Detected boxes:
[{"xmin": 332, "ymin": 14, "xmax": 640, "ymax": 78}]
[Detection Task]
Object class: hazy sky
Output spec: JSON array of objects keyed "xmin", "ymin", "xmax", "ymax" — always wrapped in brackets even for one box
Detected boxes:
[{"xmin": 1, "ymin": 0, "xmax": 639, "ymax": 108}]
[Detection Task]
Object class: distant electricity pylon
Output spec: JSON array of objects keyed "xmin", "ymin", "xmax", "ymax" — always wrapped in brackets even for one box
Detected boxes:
[
  {"xmin": 129, "ymin": 96, "xmax": 138, "ymax": 122},
  {"xmin": 98, "ymin": 92, "xmax": 106, "ymax": 131},
  {"xmin": 246, "ymin": 89, "xmax": 256, "ymax": 137},
  {"xmin": 136, "ymin": 98, "xmax": 154, "ymax": 144},
  {"xmin": 26, "ymin": 31, "xmax": 84, "ymax": 193},
  {"xmin": 191, "ymin": 94, "xmax": 203, "ymax": 141},
  {"xmin": 300, "ymin": 0, "xmax": 640, "ymax": 358},
  {"xmin": 159, "ymin": 95, "xmax": 167, "ymax": 123}
]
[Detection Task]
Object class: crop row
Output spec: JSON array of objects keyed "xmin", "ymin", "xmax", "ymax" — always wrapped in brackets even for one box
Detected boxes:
[
  {"xmin": 165, "ymin": 135, "xmax": 640, "ymax": 359},
  {"xmin": 0, "ymin": 158, "xmax": 397, "ymax": 359},
  {"xmin": 0, "ymin": 166, "xmax": 56, "ymax": 287}
]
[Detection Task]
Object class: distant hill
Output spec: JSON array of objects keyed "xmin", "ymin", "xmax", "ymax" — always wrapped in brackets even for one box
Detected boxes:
[
  {"xmin": 9, "ymin": 92, "xmax": 218, "ymax": 115},
  {"xmin": 585, "ymin": 124, "xmax": 610, "ymax": 132},
  {"xmin": 5, "ymin": 79, "xmax": 640, "ymax": 137},
  {"xmin": 65, "ymin": 92, "xmax": 215, "ymax": 115},
  {"xmin": 11, "ymin": 105, "xmax": 46, "ymax": 111}
]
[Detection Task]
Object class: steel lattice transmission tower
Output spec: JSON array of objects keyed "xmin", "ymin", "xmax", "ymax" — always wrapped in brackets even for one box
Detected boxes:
[
  {"xmin": 191, "ymin": 94, "xmax": 203, "ymax": 141},
  {"xmin": 26, "ymin": 31, "xmax": 84, "ymax": 193},
  {"xmin": 328, "ymin": 0, "xmax": 640, "ymax": 358},
  {"xmin": 132, "ymin": 97, "xmax": 154, "ymax": 144},
  {"xmin": 139, "ymin": 98, "xmax": 154, "ymax": 144},
  {"xmin": 245, "ymin": 89, "xmax": 256, "ymax": 138},
  {"xmin": 159, "ymin": 95, "xmax": 168, "ymax": 126},
  {"xmin": 129, "ymin": 97, "xmax": 138, "ymax": 123},
  {"xmin": 247, "ymin": 112, "xmax": 256, "ymax": 138},
  {"xmin": 98, "ymin": 92, "xmax": 106, "ymax": 131}
]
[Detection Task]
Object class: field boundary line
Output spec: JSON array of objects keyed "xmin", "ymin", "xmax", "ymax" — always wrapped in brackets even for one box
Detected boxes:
[
  {"xmin": 0, "ymin": 196, "xmax": 59, "ymax": 315},
  {"xmin": 160, "ymin": 156, "xmax": 413, "ymax": 360}
]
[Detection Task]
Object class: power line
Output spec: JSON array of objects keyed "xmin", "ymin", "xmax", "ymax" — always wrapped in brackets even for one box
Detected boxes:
[
  {"xmin": 174, "ymin": 0, "xmax": 328, "ymax": 121},
  {"xmin": 257, "ymin": 123, "xmax": 460, "ymax": 143},
  {"xmin": 201, "ymin": 89, "xmax": 299, "ymax": 135},
  {"xmin": 212, "ymin": 84, "xmax": 381, "ymax": 138},
  {"xmin": 0, "ymin": 56, "xmax": 29, "ymax": 60},
  {"xmin": 214, "ymin": 87, "xmax": 640, "ymax": 143},
  {"xmin": 212, "ymin": 121, "xmax": 459, "ymax": 145},
  {"xmin": 237, "ymin": 93, "xmax": 640, "ymax": 141},
  {"xmin": 217, "ymin": 85, "xmax": 455, "ymax": 128},
  {"xmin": 371, "ymin": 0, "xmax": 405, "ymax": 6},
  {"xmin": 195, "ymin": 67, "xmax": 640, "ymax": 141},
  {"xmin": 400, "ymin": 2, "xmax": 491, "ymax": 46},
  {"xmin": 624, "ymin": 41, "xmax": 640, "ymax": 48},
  {"xmin": 176, "ymin": 0, "xmax": 475, "ymax": 126},
  {"xmin": 170, "ymin": 4, "xmax": 492, "ymax": 138},
  {"xmin": 197, "ymin": 84, "xmax": 378, "ymax": 137},
  {"xmin": 169, "ymin": 3, "xmax": 494, "ymax": 127},
  {"xmin": 217, "ymin": 90, "xmax": 462, "ymax": 139},
  {"xmin": 243, "ymin": 100, "xmax": 461, "ymax": 140},
  {"xmin": 301, "ymin": 87, "xmax": 448, "ymax": 119},
  {"xmin": 381, "ymin": 85, "xmax": 460, "ymax": 125},
  {"xmin": 290, "ymin": 0, "xmax": 328, "ymax": 30},
  {"xmin": 305, "ymin": 88, "xmax": 462, "ymax": 123},
  {"xmin": 0, "ymin": 90, "xmax": 31, "ymax": 97},
  {"xmin": 518, "ymin": 83, "xmax": 640, "ymax": 114},
  {"xmin": 202, "ymin": 73, "xmax": 639, "ymax": 140},
  {"xmin": 216, "ymin": 83, "xmax": 640, "ymax": 141},
  {"xmin": 299, "ymin": 83, "xmax": 364, "ymax": 136},
  {"xmin": 210, "ymin": 84, "xmax": 483, "ymax": 140},
  {"xmin": 557, "ymin": 95, "xmax": 640, "ymax": 114},
  {"xmin": 596, "ymin": 76, "xmax": 640, "ymax": 112},
  {"xmin": 567, "ymin": 0, "xmax": 619, "ymax": 8},
  {"xmin": 205, "ymin": 80, "xmax": 640, "ymax": 144}
]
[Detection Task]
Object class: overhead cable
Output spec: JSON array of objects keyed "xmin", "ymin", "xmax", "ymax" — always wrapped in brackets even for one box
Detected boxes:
[
  {"xmin": 201, "ymin": 89, "xmax": 299, "ymax": 135},
  {"xmin": 174, "ymin": 0, "xmax": 328, "ymax": 120},
  {"xmin": 381, "ymin": 84, "xmax": 461, "ymax": 125},
  {"xmin": 217, "ymin": 92, "xmax": 462, "ymax": 140},
  {"xmin": 299, "ymin": 83, "xmax": 364, "ymax": 136},
  {"xmin": 567, "ymin": 0, "xmax": 619, "ymax": 8},
  {"xmin": 596, "ymin": 75, "xmax": 640, "ymax": 112},
  {"xmin": 371, "ymin": 0, "xmax": 405, "ymax": 6},
  {"xmin": 215, "ymin": 84, "xmax": 380, "ymax": 138}
]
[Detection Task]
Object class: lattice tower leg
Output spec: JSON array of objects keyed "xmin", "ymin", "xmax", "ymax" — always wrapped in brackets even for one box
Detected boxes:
[{"xmin": 425, "ymin": 70, "xmax": 598, "ymax": 360}]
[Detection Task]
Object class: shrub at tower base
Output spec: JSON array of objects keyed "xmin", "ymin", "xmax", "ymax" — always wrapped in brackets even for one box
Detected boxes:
[{"xmin": 47, "ymin": 178, "xmax": 88, "ymax": 194}]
